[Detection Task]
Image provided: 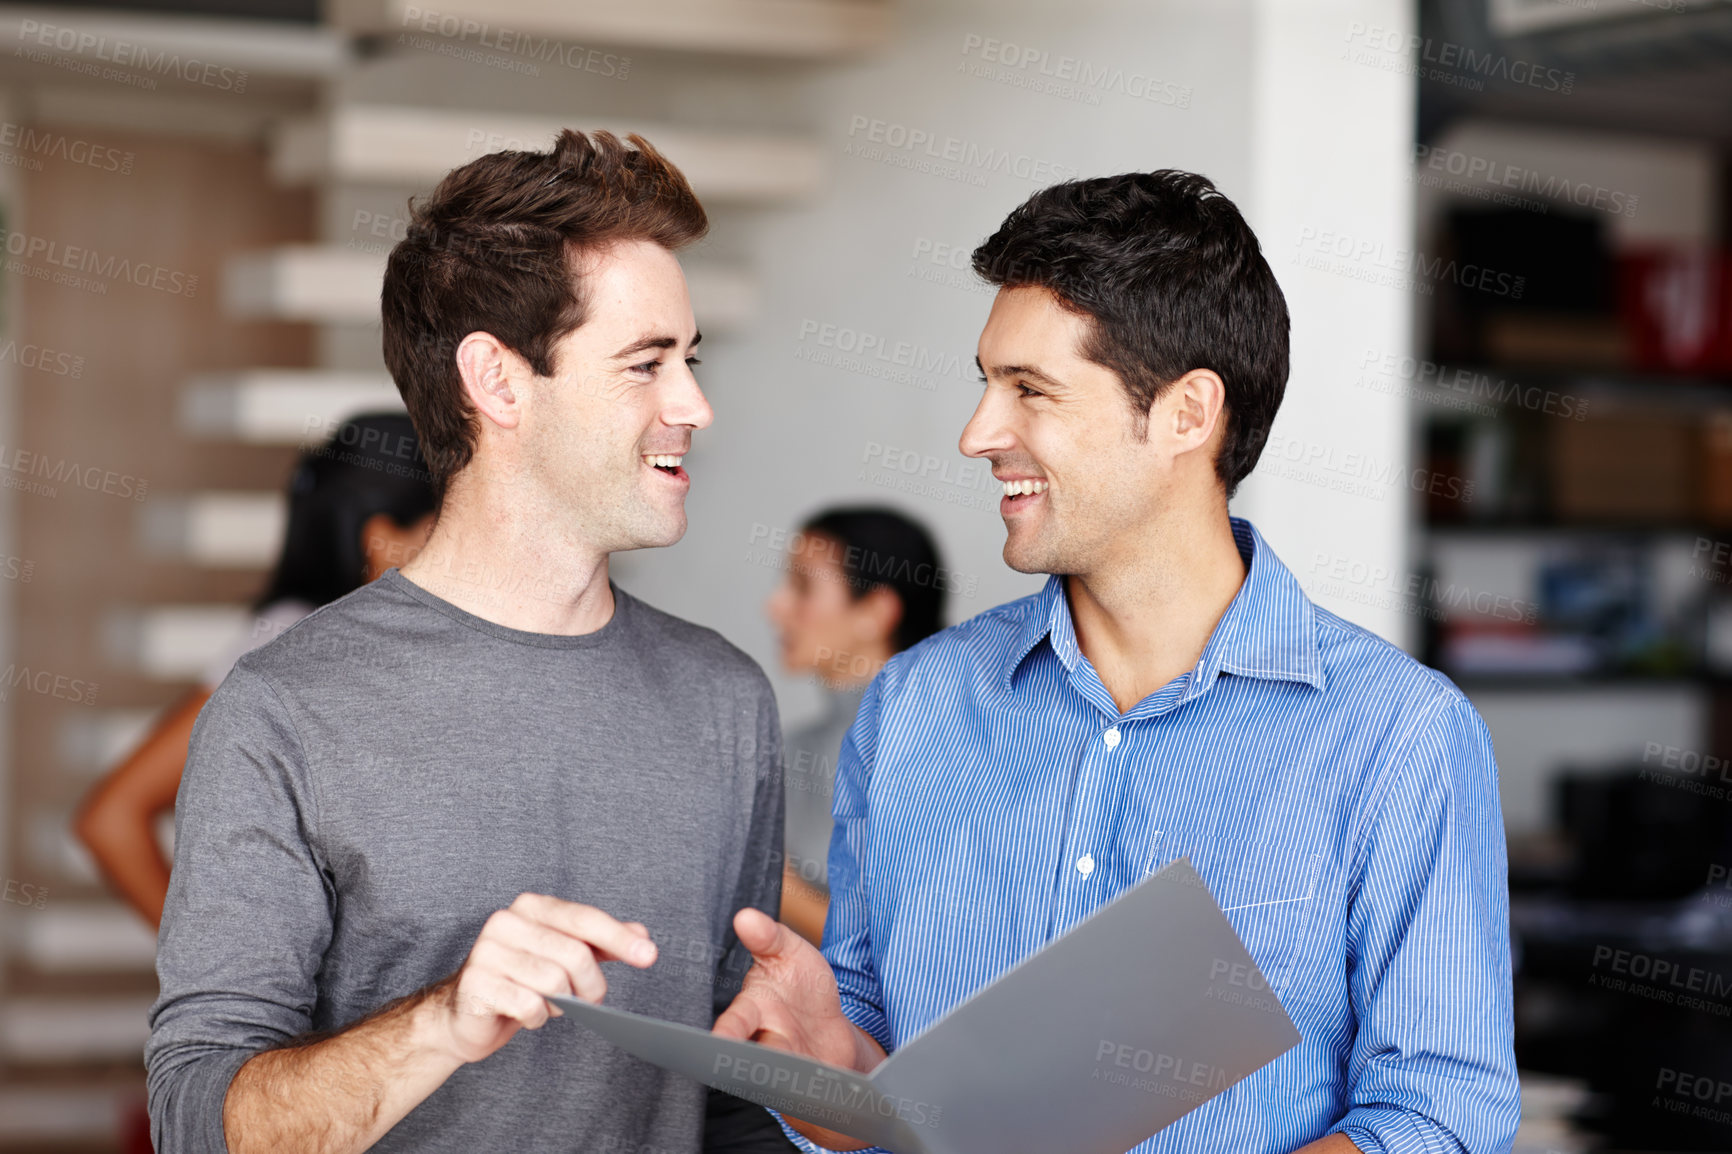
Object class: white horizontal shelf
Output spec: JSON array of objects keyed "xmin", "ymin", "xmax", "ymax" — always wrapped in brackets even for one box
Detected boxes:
[
  {"xmin": 226, "ymin": 244, "xmax": 758, "ymax": 331},
  {"xmin": 273, "ymin": 105, "xmax": 823, "ymax": 203},
  {"xmin": 102, "ymin": 605, "xmax": 249, "ymax": 681},
  {"xmin": 0, "ymin": 994, "xmax": 154, "ymax": 1063},
  {"xmin": 225, "ymin": 245, "xmax": 384, "ymax": 323},
  {"xmin": 0, "ymin": 8, "xmax": 349, "ymax": 79},
  {"xmin": 58, "ymin": 709, "xmax": 157, "ymax": 776},
  {"xmin": 138, "ymin": 491, "xmax": 285, "ymax": 568},
  {"xmin": 181, "ymin": 369, "xmax": 403, "ymax": 444},
  {"xmin": 8, "ymin": 904, "xmax": 157, "ymax": 974},
  {"xmin": 329, "ymin": 0, "xmax": 892, "ymax": 59}
]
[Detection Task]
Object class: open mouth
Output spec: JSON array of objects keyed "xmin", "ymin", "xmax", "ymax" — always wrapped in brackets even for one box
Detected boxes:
[
  {"xmin": 999, "ymin": 477, "xmax": 1048, "ymax": 509},
  {"xmin": 644, "ymin": 453, "xmax": 688, "ymax": 482}
]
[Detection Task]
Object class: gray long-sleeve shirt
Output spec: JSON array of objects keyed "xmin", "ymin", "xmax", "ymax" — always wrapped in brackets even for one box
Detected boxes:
[{"xmin": 147, "ymin": 570, "xmax": 786, "ymax": 1153}]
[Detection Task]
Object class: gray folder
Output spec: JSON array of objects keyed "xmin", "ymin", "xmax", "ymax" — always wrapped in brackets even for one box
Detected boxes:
[{"xmin": 549, "ymin": 857, "xmax": 1300, "ymax": 1154}]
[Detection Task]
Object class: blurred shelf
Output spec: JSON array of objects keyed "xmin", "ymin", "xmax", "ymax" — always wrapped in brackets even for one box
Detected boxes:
[
  {"xmin": 56, "ymin": 711, "xmax": 155, "ymax": 778},
  {"xmin": 180, "ymin": 369, "xmax": 402, "ymax": 444},
  {"xmin": 330, "ymin": 0, "xmax": 893, "ymax": 59},
  {"xmin": 1417, "ymin": 362, "xmax": 1732, "ymax": 415},
  {"xmin": 0, "ymin": 9, "xmax": 350, "ymax": 80},
  {"xmin": 225, "ymin": 245, "xmax": 760, "ymax": 331},
  {"xmin": 1424, "ymin": 520, "xmax": 1732, "ymax": 537},
  {"xmin": 272, "ymin": 105, "xmax": 824, "ymax": 203},
  {"xmin": 101, "ymin": 606, "xmax": 248, "ymax": 681},
  {"xmin": 138, "ymin": 492, "xmax": 285, "ymax": 568},
  {"xmin": 224, "ymin": 245, "xmax": 384, "ymax": 323},
  {"xmin": 1448, "ymin": 674, "xmax": 1721, "ymax": 691},
  {"xmin": 8, "ymin": 906, "xmax": 156, "ymax": 976},
  {"xmin": 0, "ymin": 995, "xmax": 155, "ymax": 1064}
]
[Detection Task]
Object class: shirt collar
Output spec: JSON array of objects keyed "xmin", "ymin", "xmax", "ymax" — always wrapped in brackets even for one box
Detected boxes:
[{"xmin": 1000, "ymin": 517, "xmax": 1325, "ymax": 697}]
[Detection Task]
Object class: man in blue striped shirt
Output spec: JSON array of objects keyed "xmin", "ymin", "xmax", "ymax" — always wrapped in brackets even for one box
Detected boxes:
[{"xmin": 716, "ymin": 171, "xmax": 1520, "ymax": 1153}]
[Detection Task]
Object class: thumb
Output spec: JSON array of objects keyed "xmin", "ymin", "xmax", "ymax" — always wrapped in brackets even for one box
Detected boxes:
[{"xmin": 733, "ymin": 906, "xmax": 792, "ymax": 960}]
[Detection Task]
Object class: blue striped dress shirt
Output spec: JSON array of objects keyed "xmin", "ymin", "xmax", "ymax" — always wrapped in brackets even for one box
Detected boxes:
[{"xmin": 777, "ymin": 517, "xmax": 1519, "ymax": 1154}]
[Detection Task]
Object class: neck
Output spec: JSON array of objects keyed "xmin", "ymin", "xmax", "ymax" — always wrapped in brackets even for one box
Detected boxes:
[
  {"xmin": 1065, "ymin": 510, "xmax": 1246, "ymax": 714},
  {"xmin": 399, "ymin": 468, "xmax": 615, "ymax": 636}
]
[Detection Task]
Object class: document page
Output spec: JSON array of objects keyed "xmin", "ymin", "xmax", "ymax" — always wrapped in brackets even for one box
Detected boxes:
[{"xmin": 550, "ymin": 857, "xmax": 1300, "ymax": 1154}]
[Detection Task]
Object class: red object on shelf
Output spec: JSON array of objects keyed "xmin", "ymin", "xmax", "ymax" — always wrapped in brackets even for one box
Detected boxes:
[{"xmin": 1618, "ymin": 248, "xmax": 1732, "ymax": 373}]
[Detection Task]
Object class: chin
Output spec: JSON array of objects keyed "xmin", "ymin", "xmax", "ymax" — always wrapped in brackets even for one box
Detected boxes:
[
  {"xmin": 620, "ymin": 514, "xmax": 687, "ymax": 552},
  {"xmin": 1002, "ymin": 527, "xmax": 1052, "ymax": 575}
]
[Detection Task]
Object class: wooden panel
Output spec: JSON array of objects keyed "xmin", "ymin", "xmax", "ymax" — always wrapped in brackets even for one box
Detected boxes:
[{"xmin": 7, "ymin": 129, "xmax": 313, "ymax": 983}]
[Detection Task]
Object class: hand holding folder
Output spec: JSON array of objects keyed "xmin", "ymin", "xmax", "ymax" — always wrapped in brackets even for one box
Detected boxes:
[{"xmin": 550, "ymin": 857, "xmax": 1300, "ymax": 1154}]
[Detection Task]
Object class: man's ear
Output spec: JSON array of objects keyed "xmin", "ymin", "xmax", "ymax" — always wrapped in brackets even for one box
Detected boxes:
[
  {"xmin": 1165, "ymin": 368, "xmax": 1226, "ymax": 452},
  {"xmin": 455, "ymin": 331, "xmax": 524, "ymax": 430}
]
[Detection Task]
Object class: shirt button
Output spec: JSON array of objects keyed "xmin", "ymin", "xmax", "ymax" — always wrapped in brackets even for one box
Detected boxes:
[
  {"xmin": 1103, "ymin": 727, "xmax": 1121, "ymax": 749},
  {"xmin": 1077, "ymin": 854, "xmax": 1095, "ymax": 876}
]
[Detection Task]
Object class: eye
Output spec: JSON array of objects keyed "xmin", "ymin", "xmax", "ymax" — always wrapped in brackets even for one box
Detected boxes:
[
  {"xmin": 630, "ymin": 359, "xmax": 662, "ymax": 376},
  {"xmin": 686, "ymin": 356, "xmax": 702, "ymax": 370},
  {"xmin": 1015, "ymin": 381, "xmax": 1042, "ymax": 398}
]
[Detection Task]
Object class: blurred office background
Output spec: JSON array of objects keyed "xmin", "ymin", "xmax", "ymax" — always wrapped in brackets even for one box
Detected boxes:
[{"xmin": 0, "ymin": 0, "xmax": 1725, "ymax": 1149}]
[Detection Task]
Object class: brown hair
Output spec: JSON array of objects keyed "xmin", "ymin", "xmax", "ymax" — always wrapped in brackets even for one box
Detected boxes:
[{"xmin": 381, "ymin": 129, "xmax": 708, "ymax": 501}]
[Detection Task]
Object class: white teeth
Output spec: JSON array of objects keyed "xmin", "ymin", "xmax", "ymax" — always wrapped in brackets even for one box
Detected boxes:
[
  {"xmin": 1001, "ymin": 479, "xmax": 1048, "ymax": 496},
  {"xmin": 646, "ymin": 454, "xmax": 684, "ymax": 469}
]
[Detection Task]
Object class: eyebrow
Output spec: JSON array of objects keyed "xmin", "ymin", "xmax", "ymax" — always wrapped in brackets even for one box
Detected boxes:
[
  {"xmin": 977, "ymin": 357, "xmax": 1068, "ymax": 390},
  {"xmin": 611, "ymin": 330, "xmax": 703, "ymax": 360}
]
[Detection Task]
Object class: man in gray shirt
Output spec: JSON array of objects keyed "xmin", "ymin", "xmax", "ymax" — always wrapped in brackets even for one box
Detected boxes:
[{"xmin": 147, "ymin": 129, "xmax": 787, "ymax": 1153}]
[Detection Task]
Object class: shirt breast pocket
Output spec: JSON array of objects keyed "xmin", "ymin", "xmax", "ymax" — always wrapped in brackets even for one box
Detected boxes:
[{"xmin": 1145, "ymin": 829, "xmax": 1322, "ymax": 996}]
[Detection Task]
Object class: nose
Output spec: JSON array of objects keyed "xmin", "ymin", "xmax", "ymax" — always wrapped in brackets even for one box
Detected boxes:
[
  {"xmin": 665, "ymin": 364, "xmax": 714, "ymax": 432},
  {"xmin": 959, "ymin": 384, "xmax": 1011, "ymax": 460}
]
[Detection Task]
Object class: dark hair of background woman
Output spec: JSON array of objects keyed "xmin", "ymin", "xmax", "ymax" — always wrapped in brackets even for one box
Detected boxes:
[
  {"xmin": 801, "ymin": 507, "xmax": 946, "ymax": 652},
  {"xmin": 255, "ymin": 412, "xmax": 436, "ymax": 610}
]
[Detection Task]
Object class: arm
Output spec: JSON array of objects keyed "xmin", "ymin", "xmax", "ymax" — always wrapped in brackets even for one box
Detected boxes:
[
  {"xmin": 223, "ymin": 895, "xmax": 656, "ymax": 1154},
  {"xmin": 1324, "ymin": 696, "xmax": 1521, "ymax": 1154},
  {"xmin": 73, "ymin": 688, "xmax": 210, "ymax": 927},
  {"xmin": 147, "ymin": 666, "xmax": 655, "ymax": 1154}
]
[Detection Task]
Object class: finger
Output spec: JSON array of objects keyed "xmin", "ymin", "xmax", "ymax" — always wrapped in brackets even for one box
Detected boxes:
[
  {"xmin": 477, "ymin": 935, "xmax": 605, "ymax": 1006},
  {"xmin": 513, "ymin": 894, "xmax": 657, "ymax": 967},
  {"xmin": 733, "ymin": 907, "xmax": 799, "ymax": 963},
  {"xmin": 458, "ymin": 969, "xmax": 553, "ymax": 1030},
  {"xmin": 483, "ymin": 911, "xmax": 608, "ymax": 1002},
  {"xmin": 711, "ymin": 992, "xmax": 766, "ymax": 1042}
]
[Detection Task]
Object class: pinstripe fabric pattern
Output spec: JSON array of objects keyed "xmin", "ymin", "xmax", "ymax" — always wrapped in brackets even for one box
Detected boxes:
[{"xmin": 775, "ymin": 518, "xmax": 1519, "ymax": 1154}]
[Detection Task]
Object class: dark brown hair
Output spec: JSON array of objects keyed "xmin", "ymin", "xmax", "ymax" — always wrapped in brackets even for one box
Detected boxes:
[
  {"xmin": 381, "ymin": 129, "xmax": 708, "ymax": 501},
  {"xmin": 972, "ymin": 171, "xmax": 1288, "ymax": 498}
]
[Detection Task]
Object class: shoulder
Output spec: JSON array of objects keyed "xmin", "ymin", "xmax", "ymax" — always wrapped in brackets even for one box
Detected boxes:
[
  {"xmin": 617, "ymin": 589, "xmax": 773, "ymax": 697},
  {"xmin": 226, "ymin": 579, "xmax": 409, "ymax": 692},
  {"xmin": 1309, "ymin": 605, "xmax": 1497, "ymax": 819},
  {"xmin": 1311, "ymin": 602, "xmax": 1469, "ymax": 720},
  {"xmin": 870, "ymin": 586, "xmax": 1047, "ymax": 702}
]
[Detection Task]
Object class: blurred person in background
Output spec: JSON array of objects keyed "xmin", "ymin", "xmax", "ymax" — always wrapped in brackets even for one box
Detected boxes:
[
  {"xmin": 764, "ymin": 507, "xmax": 946, "ymax": 944},
  {"xmin": 74, "ymin": 412, "xmax": 435, "ymax": 927}
]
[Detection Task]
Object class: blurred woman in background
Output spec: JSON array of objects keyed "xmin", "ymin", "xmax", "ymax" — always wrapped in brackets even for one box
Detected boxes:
[
  {"xmin": 764, "ymin": 506, "xmax": 946, "ymax": 943},
  {"xmin": 74, "ymin": 412, "xmax": 436, "ymax": 927}
]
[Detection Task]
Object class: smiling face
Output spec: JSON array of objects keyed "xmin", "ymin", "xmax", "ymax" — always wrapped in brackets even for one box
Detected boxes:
[
  {"xmin": 961, "ymin": 285, "xmax": 1212, "ymax": 577},
  {"xmin": 525, "ymin": 239, "xmax": 711, "ymax": 553}
]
